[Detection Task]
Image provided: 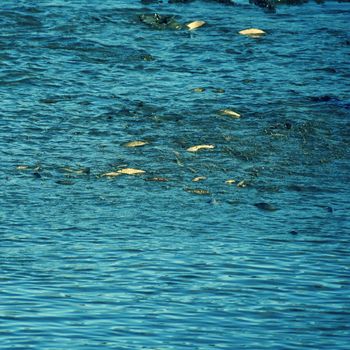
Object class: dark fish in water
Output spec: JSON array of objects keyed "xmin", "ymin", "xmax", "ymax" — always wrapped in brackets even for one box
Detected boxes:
[
  {"xmin": 139, "ymin": 13, "xmax": 183, "ymax": 30},
  {"xmin": 254, "ymin": 202, "xmax": 278, "ymax": 211},
  {"xmin": 185, "ymin": 188, "xmax": 211, "ymax": 195},
  {"xmin": 168, "ymin": 0, "xmax": 234, "ymax": 4},
  {"xmin": 250, "ymin": 0, "xmax": 324, "ymax": 11},
  {"xmin": 56, "ymin": 179, "xmax": 75, "ymax": 185},
  {"xmin": 250, "ymin": 0, "xmax": 276, "ymax": 10}
]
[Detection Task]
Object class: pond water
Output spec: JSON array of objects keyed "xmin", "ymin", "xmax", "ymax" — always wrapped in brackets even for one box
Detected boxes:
[{"xmin": 0, "ymin": 1, "xmax": 349, "ymax": 349}]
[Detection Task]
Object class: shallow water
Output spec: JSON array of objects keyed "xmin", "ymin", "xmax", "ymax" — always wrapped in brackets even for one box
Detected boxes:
[{"xmin": 1, "ymin": 1, "xmax": 350, "ymax": 349}]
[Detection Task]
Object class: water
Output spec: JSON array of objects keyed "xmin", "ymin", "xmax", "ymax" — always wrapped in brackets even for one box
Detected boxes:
[{"xmin": 1, "ymin": 1, "xmax": 349, "ymax": 349}]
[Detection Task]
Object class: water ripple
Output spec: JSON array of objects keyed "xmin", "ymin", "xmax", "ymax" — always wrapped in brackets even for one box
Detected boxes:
[{"xmin": 1, "ymin": 1, "xmax": 350, "ymax": 349}]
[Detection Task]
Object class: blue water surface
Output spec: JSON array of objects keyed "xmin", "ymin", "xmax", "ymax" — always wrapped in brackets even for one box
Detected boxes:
[{"xmin": 1, "ymin": 0, "xmax": 350, "ymax": 349}]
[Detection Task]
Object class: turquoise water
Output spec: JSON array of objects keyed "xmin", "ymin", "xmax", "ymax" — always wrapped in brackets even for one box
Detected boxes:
[{"xmin": 1, "ymin": 1, "xmax": 349, "ymax": 349}]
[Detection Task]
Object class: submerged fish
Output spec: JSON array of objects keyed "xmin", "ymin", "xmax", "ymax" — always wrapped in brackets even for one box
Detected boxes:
[
  {"xmin": 239, "ymin": 28, "xmax": 266, "ymax": 37},
  {"xmin": 123, "ymin": 141, "xmax": 149, "ymax": 148},
  {"xmin": 254, "ymin": 202, "xmax": 278, "ymax": 211},
  {"xmin": 219, "ymin": 109, "xmax": 241, "ymax": 118},
  {"xmin": 102, "ymin": 168, "xmax": 146, "ymax": 177},
  {"xmin": 187, "ymin": 145, "xmax": 215, "ymax": 152},
  {"xmin": 186, "ymin": 21, "xmax": 206, "ymax": 30},
  {"xmin": 139, "ymin": 13, "xmax": 183, "ymax": 30}
]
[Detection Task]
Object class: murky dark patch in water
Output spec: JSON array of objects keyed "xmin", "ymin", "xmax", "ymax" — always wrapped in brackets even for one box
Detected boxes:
[{"xmin": 1, "ymin": 1, "xmax": 349, "ymax": 349}]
